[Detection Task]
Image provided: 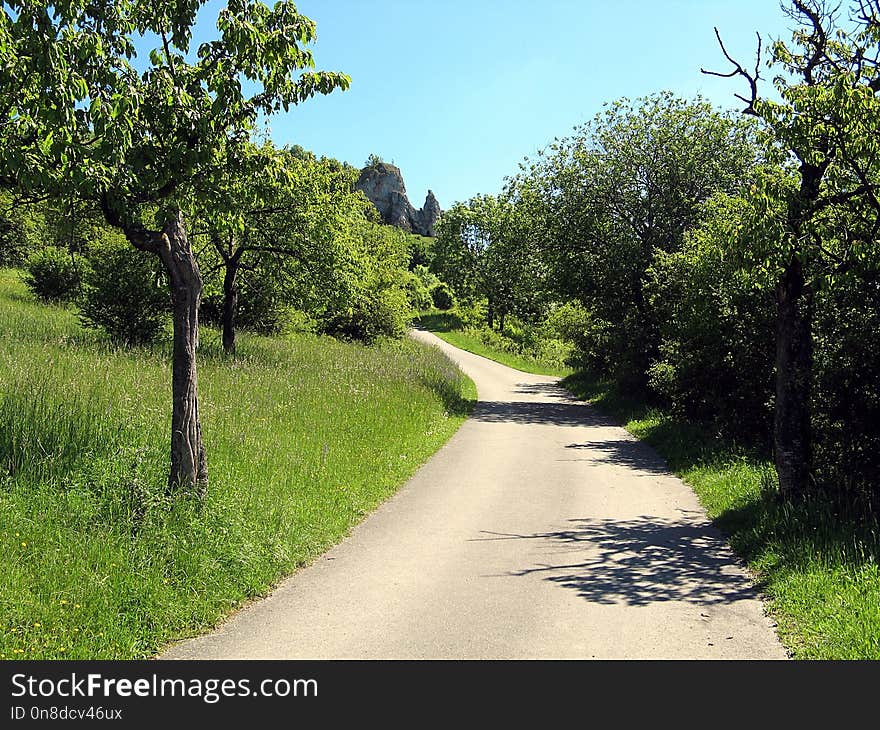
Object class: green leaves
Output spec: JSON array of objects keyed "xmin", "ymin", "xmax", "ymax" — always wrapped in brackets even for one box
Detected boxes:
[
  {"xmin": 725, "ymin": 1, "xmax": 880, "ymax": 286},
  {"xmin": 0, "ymin": 0, "xmax": 349, "ymax": 232}
]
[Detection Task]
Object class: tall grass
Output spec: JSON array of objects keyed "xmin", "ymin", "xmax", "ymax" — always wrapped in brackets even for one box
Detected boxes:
[{"xmin": 0, "ymin": 270, "xmax": 475, "ymax": 659}]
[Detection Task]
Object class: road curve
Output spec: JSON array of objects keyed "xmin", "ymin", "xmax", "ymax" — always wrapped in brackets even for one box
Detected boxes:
[{"xmin": 162, "ymin": 329, "xmax": 786, "ymax": 659}]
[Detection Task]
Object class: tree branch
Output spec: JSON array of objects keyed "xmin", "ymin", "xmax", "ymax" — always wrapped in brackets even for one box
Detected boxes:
[
  {"xmin": 701, "ymin": 28, "xmax": 762, "ymax": 115},
  {"xmin": 99, "ymin": 192, "xmax": 161, "ymax": 253}
]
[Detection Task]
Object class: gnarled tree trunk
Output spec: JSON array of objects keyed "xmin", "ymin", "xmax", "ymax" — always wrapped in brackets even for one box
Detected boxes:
[
  {"xmin": 101, "ymin": 196, "xmax": 208, "ymax": 497},
  {"xmin": 774, "ymin": 255, "xmax": 812, "ymax": 499},
  {"xmin": 222, "ymin": 256, "xmax": 240, "ymax": 355},
  {"xmin": 157, "ymin": 212, "xmax": 208, "ymax": 495},
  {"xmin": 774, "ymin": 163, "xmax": 821, "ymax": 501}
]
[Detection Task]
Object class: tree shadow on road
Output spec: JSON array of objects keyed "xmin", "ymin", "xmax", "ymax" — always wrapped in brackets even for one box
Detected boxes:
[
  {"xmin": 473, "ymin": 515, "xmax": 760, "ymax": 607},
  {"xmin": 470, "ymin": 400, "xmax": 609, "ymax": 427},
  {"xmin": 561, "ymin": 439, "xmax": 671, "ymax": 474}
]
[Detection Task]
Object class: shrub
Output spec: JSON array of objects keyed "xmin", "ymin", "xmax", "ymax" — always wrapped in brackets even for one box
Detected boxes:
[
  {"xmin": 320, "ymin": 222, "xmax": 413, "ymax": 342},
  {"xmin": 235, "ymin": 281, "xmax": 292, "ymax": 335},
  {"xmin": 79, "ymin": 236, "xmax": 169, "ymax": 345},
  {"xmin": 0, "ymin": 193, "xmax": 50, "ymax": 267},
  {"xmin": 23, "ymin": 246, "xmax": 83, "ymax": 302},
  {"xmin": 402, "ymin": 270, "xmax": 433, "ymax": 311},
  {"xmin": 543, "ymin": 300, "xmax": 617, "ymax": 373},
  {"xmin": 412, "ymin": 264, "xmax": 440, "ymax": 291},
  {"xmin": 431, "ymin": 283, "xmax": 454, "ymax": 310},
  {"xmin": 408, "ymin": 236, "xmax": 435, "ymax": 269},
  {"xmin": 812, "ymin": 276, "xmax": 880, "ymax": 507},
  {"xmin": 324, "ymin": 285, "xmax": 410, "ymax": 342},
  {"xmin": 455, "ymin": 300, "xmax": 487, "ymax": 328},
  {"xmin": 646, "ymin": 196, "xmax": 775, "ymax": 441}
]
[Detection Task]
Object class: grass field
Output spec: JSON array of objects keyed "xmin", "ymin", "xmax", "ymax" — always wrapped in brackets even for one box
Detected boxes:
[
  {"xmin": 563, "ymin": 373, "xmax": 880, "ymax": 659},
  {"xmin": 0, "ymin": 270, "xmax": 475, "ymax": 659},
  {"xmin": 415, "ymin": 311, "xmax": 573, "ymax": 378}
]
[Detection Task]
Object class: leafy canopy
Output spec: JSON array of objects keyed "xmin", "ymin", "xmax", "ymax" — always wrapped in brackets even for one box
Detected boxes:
[{"xmin": 0, "ymin": 0, "xmax": 350, "ymax": 225}]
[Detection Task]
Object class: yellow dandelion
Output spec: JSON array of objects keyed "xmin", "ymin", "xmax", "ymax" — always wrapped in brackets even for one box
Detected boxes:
[
  {"xmin": 60, "ymin": 600, "xmax": 68, "ymax": 605},
  {"xmin": 21, "ymin": 542, "xmax": 26, "ymax": 547},
  {"xmin": 33, "ymin": 622, "xmax": 41, "ymax": 628}
]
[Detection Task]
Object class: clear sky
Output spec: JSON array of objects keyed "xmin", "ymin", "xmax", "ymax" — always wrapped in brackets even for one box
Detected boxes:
[{"xmin": 201, "ymin": 1, "xmax": 799, "ymax": 209}]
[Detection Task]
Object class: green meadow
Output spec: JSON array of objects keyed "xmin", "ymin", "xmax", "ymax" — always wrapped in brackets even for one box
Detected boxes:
[{"xmin": 0, "ymin": 270, "xmax": 474, "ymax": 659}]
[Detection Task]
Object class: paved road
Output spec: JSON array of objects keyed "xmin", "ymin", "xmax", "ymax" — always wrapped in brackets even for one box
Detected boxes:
[{"xmin": 162, "ymin": 330, "xmax": 786, "ymax": 659}]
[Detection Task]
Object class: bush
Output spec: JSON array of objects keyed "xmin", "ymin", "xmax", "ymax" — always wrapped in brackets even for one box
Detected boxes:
[
  {"xmin": 235, "ymin": 282, "xmax": 292, "ymax": 335},
  {"xmin": 408, "ymin": 236, "xmax": 435, "ymax": 269},
  {"xmin": 402, "ymin": 270, "xmax": 433, "ymax": 311},
  {"xmin": 23, "ymin": 246, "xmax": 83, "ymax": 302},
  {"xmin": 79, "ymin": 236, "xmax": 169, "ymax": 345},
  {"xmin": 646, "ymin": 196, "xmax": 775, "ymax": 441},
  {"xmin": 412, "ymin": 264, "xmax": 440, "ymax": 291},
  {"xmin": 455, "ymin": 300, "xmax": 487, "ymax": 328},
  {"xmin": 544, "ymin": 300, "xmax": 617, "ymax": 373},
  {"xmin": 431, "ymin": 283, "xmax": 454, "ymax": 310},
  {"xmin": 320, "ymin": 222, "xmax": 413, "ymax": 342},
  {"xmin": 0, "ymin": 193, "xmax": 50, "ymax": 267},
  {"xmin": 324, "ymin": 285, "xmax": 410, "ymax": 342},
  {"xmin": 812, "ymin": 276, "xmax": 880, "ymax": 507}
]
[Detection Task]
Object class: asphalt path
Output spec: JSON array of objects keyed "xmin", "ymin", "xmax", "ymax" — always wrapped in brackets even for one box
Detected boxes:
[{"xmin": 162, "ymin": 329, "xmax": 785, "ymax": 659}]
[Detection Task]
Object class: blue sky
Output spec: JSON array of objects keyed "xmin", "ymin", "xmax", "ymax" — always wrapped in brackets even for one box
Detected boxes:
[{"xmin": 200, "ymin": 1, "xmax": 797, "ymax": 208}]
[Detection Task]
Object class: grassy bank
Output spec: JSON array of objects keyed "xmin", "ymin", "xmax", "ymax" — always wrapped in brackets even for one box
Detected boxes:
[
  {"xmin": 415, "ymin": 311, "xmax": 572, "ymax": 377},
  {"xmin": 563, "ymin": 372, "xmax": 880, "ymax": 659},
  {"xmin": 0, "ymin": 270, "xmax": 475, "ymax": 659}
]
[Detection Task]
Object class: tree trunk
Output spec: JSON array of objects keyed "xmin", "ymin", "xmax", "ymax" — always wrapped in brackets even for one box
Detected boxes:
[
  {"xmin": 499, "ymin": 311, "xmax": 506, "ymax": 335},
  {"xmin": 222, "ymin": 257, "xmax": 239, "ymax": 355},
  {"xmin": 487, "ymin": 296, "xmax": 494, "ymax": 329},
  {"xmin": 774, "ymin": 255, "xmax": 812, "ymax": 499},
  {"xmin": 159, "ymin": 213, "xmax": 208, "ymax": 496}
]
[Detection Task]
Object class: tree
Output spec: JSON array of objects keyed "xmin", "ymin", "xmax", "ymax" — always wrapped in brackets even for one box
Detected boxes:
[
  {"xmin": 0, "ymin": 1, "xmax": 349, "ymax": 494},
  {"xmin": 433, "ymin": 194, "xmax": 542, "ymax": 332},
  {"xmin": 704, "ymin": 0, "xmax": 880, "ymax": 498},
  {"xmin": 512, "ymin": 93, "xmax": 758, "ymax": 384},
  {"xmin": 198, "ymin": 143, "xmax": 370, "ymax": 354},
  {"xmin": 197, "ymin": 142, "xmax": 415, "ymax": 348}
]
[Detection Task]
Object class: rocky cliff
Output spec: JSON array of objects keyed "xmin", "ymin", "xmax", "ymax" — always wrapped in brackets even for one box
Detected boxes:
[{"xmin": 355, "ymin": 162, "xmax": 441, "ymax": 237}]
